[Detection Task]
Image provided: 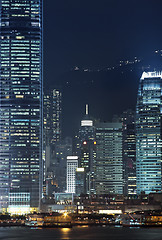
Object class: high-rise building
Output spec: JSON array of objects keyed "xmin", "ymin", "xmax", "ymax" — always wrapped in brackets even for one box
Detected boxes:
[
  {"xmin": 43, "ymin": 89, "xmax": 62, "ymax": 178},
  {"xmin": 75, "ymin": 168, "xmax": 85, "ymax": 195},
  {"xmin": 51, "ymin": 89, "xmax": 62, "ymax": 145},
  {"xmin": 43, "ymin": 89, "xmax": 62, "ymax": 196},
  {"xmin": 43, "ymin": 88, "xmax": 62, "ymax": 148},
  {"xmin": 136, "ymin": 72, "xmax": 162, "ymax": 194},
  {"xmin": 75, "ymin": 105, "xmax": 96, "ymax": 194},
  {"xmin": 95, "ymin": 122, "xmax": 123, "ymax": 194},
  {"xmin": 66, "ymin": 156, "xmax": 78, "ymax": 193},
  {"xmin": 121, "ymin": 110, "xmax": 136, "ymax": 195},
  {"xmin": 0, "ymin": 0, "xmax": 43, "ymax": 212},
  {"xmin": 43, "ymin": 93, "xmax": 51, "ymax": 147},
  {"xmin": 53, "ymin": 137, "xmax": 72, "ymax": 192}
]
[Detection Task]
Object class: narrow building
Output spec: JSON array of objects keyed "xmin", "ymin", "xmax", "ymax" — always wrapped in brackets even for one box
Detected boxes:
[{"xmin": 95, "ymin": 122, "xmax": 123, "ymax": 194}]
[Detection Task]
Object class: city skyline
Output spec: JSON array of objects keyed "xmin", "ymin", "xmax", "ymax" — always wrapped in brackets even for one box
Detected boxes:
[{"xmin": 1, "ymin": 0, "xmax": 162, "ymax": 218}]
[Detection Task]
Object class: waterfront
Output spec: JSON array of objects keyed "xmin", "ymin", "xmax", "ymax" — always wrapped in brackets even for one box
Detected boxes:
[{"xmin": 0, "ymin": 226, "xmax": 162, "ymax": 240}]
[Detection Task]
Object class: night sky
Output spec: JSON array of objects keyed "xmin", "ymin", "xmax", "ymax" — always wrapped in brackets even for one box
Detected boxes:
[{"xmin": 43, "ymin": 0, "xmax": 162, "ymax": 137}]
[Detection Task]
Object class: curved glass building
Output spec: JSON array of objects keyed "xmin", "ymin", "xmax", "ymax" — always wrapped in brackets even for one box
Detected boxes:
[
  {"xmin": 136, "ymin": 72, "xmax": 162, "ymax": 194},
  {"xmin": 0, "ymin": 0, "xmax": 43, "ymax": 212}
]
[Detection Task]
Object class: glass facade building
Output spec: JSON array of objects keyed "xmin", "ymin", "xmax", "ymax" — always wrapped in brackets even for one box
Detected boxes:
[
  {"xmin": 75, "ymin": 105, "xmax": 96, "ymax": 194},
  {"xmin": 136, "ymin": 72, "xmax": 162, "ymax": 194},
  {"xmin": 121, "ymin": 110, "xmax": 136, "ymax": 195},
  {"xmin": 95, "ymin": 122, "xmax": 123, "ymax": 194},
  {"xmin": 66, "ymin": 156, "xmax": 78, "ymax": 194},
  {"xmin": 0, "ymin": 0, "xmax": 43, "ymax": 210}
]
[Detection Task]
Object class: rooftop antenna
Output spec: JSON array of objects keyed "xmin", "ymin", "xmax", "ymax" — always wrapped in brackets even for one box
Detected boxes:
[{"xmin": 86, "ymin": 104, "xmax": 89, "ymax": 115}]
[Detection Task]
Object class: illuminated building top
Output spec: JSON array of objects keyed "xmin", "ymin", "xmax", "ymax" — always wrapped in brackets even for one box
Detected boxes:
[
  {"xmin": 81, "ymin": 120, "xmax": 93, "ymax": 127},
  {"xmin": 67, "ymin": 156, "xmax": 79, "ymax": 160},
  {"xmin": 141, "ymin": 71, "xmax": 162, "ymax": 80}
]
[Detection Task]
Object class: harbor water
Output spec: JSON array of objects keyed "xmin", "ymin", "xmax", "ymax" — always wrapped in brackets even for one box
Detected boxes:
[{"xmin": 0, "ymin": 226, "xmax": 162, "ymax": 240}]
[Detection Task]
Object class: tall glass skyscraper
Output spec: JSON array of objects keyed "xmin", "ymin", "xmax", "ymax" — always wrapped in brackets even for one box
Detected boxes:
[
  {"xmin": 0, "ymin": 0, "xmax": 43, "ymax": 212},
  {"xmin": 121, "ymin": 109, "xmax": 136, "ymax": 195},
  {"xmin": 136, "ymin": 72, "xmax": 162, "ymax": 194}
]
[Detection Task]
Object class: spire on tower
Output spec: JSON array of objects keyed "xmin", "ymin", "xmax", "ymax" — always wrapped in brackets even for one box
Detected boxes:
[{"xmin": 86, "ymin": 104, "xmax": 89, "ymax": 115}]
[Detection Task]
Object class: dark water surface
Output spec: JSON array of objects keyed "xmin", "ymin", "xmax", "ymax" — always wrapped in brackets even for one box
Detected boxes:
[{"xmin": 0, "ymin": 226, "xmax": 162, "ymax": 240}]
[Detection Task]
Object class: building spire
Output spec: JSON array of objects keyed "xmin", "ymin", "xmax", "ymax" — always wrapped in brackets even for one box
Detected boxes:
[{"xmin": 86, "ymin": 104, "xmax": 89, "ymax": 115}]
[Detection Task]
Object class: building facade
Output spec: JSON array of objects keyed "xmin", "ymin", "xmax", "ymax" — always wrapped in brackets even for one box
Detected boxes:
[
  {"xmin": 75, "ymin": 105, "xmax": 96, "ymax": 194},
  {"xmin": 136, "ymin": 72, "xmax": 162, "ymax": 194},
  {"xmin": 53, "ymin": 137, "xmax": 72, "ymax": 193},
  {"xmin": 66, "ymin": 156, "xmax": 78, "ymax": 194},
  {"xmin": 0, "ymin": 0, "xmax": 43, "ymax": 212},
  {"xmin": 95, "ymin": 122, "xmax": 123, "ymax": 194},
  {"xmin": 43, "ymin": 88, "xmax": 62, "ymax": 196},
  {"xmin": 43, "ymin": 88, "xmax": 62, "ymax": 148},
  {"xmin": 121, "ymin": 109, "xmax": 136, "ymax": 195}
]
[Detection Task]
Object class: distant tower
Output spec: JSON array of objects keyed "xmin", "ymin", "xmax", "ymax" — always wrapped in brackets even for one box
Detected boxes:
[
  {"xmin": 67, "ymin": 156, "xmax": 78, "ymax": 193},
  {"xmin": 54, "ymin": 137, "xmax": 72, "ymax": 192},
  {"xmin": 51, "ymin": 89, "xmax": 62, "ymax": 145},
  {"xmin": 43, "ymin": 88, "xmax": 62, "ymax": 149},
  {"xmin": 75, "ymin": 105, "xmax": 96, "ymax": 194},
  {"xmin": 136, "ymin": 72, "xmax": 162, "ymax": 194},
  {"xmin": 43, "ymin": 88, "xmax": 62, "ymax": 169},
  {"xmin": 95, "ymin": 122, "xmax": 123, "ymax": 194},
  {"xmin": 121, "ymin": 110, "xmax": 136, "ymax": 195}
]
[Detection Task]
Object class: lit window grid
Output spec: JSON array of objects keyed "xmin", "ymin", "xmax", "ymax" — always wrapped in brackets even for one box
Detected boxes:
[{"xmin": 0, "ymin": 0, "xmax": 43, "ymax": 209}]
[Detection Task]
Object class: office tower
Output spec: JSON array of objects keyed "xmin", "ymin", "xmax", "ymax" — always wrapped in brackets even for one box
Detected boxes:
[
  {"xmin": 43, "ymin": 88, "xmax": 62, "ymax": 196},
  {"xmin": 43, "ymin": 93, "xmax": 51, "ymax": 183},
  {"xmin": 51, "ymin": 89, "xmax": 62, "ymax": 144},
  {"xmin": 95, "ymin": 122, "xmax": 123, "ymax": 194},
  {"xmin": 43, "ymin": 93, "xmax": 51, "ymax": 147},
  {"xmin": 79, "ymin": 105, "xmax": 95, "ymax": 142},
  {"xmin": 66, "ymin": 156, "xmax": 78, "ymax": 193},
  {"xmin": 43, "ymin": 88, "xmax": 62, "ymax": 147},
  {"xmin": 53, "ymin": 137, "xmax": 72, "ymax": 192},
  {"xmin": 75, "ymin": 105, "xmax": 96, "ymax": 194},
  {"xmin": 75, "ymin": 168, "xmax": 85, "ymax": 195},
  {"xmin": 0, "ymin": 0, "xmax": 43, "ymax": 212},
  {"xmin": 136, "ymin": 72, "xmax": 162, "ymax": 194},
  {"xmin": 121, "ymin": 110, "xmax": 136, "ymax": 195},
  {"xmin": 43, "ymin": 89, "xmax": 62, "ymax": 172}
]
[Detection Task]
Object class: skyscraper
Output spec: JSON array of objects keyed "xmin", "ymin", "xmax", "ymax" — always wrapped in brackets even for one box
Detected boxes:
[
  {"xmin": 53, "ymin": 137, "xmax": 72, "ymax": 192},
  {"xmin": 51, "ymin": 89, "xmax": 62, "ymax": 145},
  {"xmin": 75, "ymin": 105, "xmax": 96, "ymax": 194},
  {"xmin": 121, "ymin": 110, "xmax": 136, "ymax": 195},
  {"xmin": 66, "ymin": 156, "xmax": 78, "ymax": 194},
  {"xmin": 43, "ymin": 89, "xmax": 62, "ymax": 148},
  {"xmin": 136, "ymin": 72, "xmax": 162, "ymax": 194},
  {"xmin": 0, "ymin": 0, "xmax": 43, "ymax": 212},
  {"xmin": 43, "ymin": 88, "xmax": 62, "ymax": 196},
  {"xmin": 95, "ymin": 122, "xmax": 123, "ymax": 194}
]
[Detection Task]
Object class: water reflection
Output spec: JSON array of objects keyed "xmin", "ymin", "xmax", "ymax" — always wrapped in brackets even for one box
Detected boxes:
[
  {"xmin": 61, "ymin": 228, "xmax": 71, "ymax": 233},
  {"xmin": 60, "ymin": 227, "xmax": 71, "ymax": 239},
  {"xmin": 79, "ymin": 225, "xmax": 89, "ymax": 228}
]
